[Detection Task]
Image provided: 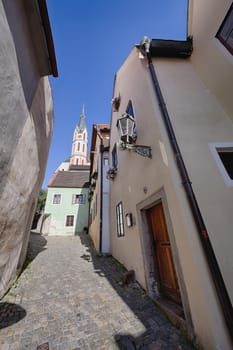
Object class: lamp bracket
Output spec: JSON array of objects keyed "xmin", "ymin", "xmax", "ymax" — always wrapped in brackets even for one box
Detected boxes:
[{"xmin": 119, "ymin": 142, "xmax": 152, "ymax": 158}]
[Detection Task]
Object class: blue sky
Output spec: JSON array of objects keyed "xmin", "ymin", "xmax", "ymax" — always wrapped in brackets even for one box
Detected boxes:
[{"xmin": 43, "ymin": 0, "xmax": 188, "ymax": 188}]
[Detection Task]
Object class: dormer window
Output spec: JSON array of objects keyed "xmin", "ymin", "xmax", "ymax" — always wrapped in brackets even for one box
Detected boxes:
[{"xmin": 216, "ymin": 4, "xmax": 233, "ymax": 55}]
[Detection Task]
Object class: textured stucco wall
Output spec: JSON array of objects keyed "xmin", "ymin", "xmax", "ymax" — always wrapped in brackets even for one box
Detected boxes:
[
  {"xmin": 0, "ymin": 1, "xmax": 53, "ymax": 298},
  {"xmin": 109, "ymin": 47, "xmax": 232, "ymax": 349},
  {"xmin": 188, "ymin": 0, "xmax": 233, "ymax": 120}
]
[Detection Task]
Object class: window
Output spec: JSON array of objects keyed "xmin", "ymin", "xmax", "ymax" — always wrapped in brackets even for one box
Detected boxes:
[
  {"xmin": 83, "ymin": 144, "xmax": 85, "ymax": 152},
  {"xmin": 126, "ymin": 100, "xmax": 134, "ymax": 117},
  {"xmin": 72, "ymin": 194, "xmax": 86, "ymax": 204},
  {"xmin": 112, "ymin": 144, "xmax": 118, "ymax": 169},
  {"xmin": 77, "ymin": 142, "xmax": 80, "ymax": 151},
  {"xmin": 116, "ymin": 202, "xmax": 124, "ymax": 237},
  {"xmin": 66, "ymin": 215, "xmax": 74, "ymax": 226},
  {"xmin": 216, "ymin": 4, "xmax": 233, "ymax": 55},
  {"xmin": 209, "ymin": 143, "xmax": 233, "ymax": 186},
  {"xmin": 104, "ymin": 157, "xmax": 109, "ymax": 166},
  {"xmin": 218, "ymin": 150, "xmax": 233, "ymax": 179},
  {"xmin": 53, "ymin": 194, "xmax": 61, "ymax": 204},
  {"xmin": 126, "ymin": 100, "xmax": 136, "ymax": 142}
]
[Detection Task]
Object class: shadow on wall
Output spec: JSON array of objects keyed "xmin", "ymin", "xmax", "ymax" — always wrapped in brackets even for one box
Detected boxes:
[
  {"xmin": 21, "ymin": 231, "xmax": 47, "ymax": 272},
  {"xmin": 78, "ymin": 233, "xmax": 196, "ymax": 350},
  {"xmin": 31, "ymin": 211, "xmax": 41, "ymax": 229},
  {"xmin": 36, "ymin": 214, "xmax": 51, "ymax": 236},
  {"xmin": 75, "ymin": 187, "xmax": 89, "ymax": 234}
]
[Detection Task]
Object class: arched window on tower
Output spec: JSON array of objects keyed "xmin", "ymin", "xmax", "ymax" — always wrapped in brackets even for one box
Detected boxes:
[
  {"xmin": 83, "ymin": 144, "xmax": 85, "ymax": 152},
  {"xmin": 76, "ymin": 158, "xmax": 79, "ymax": 165},
  {"xmin": 77, "ymin": 142, "xmax": 80, "ymax": 151},
  {"xmin": 82, "ymin": 159, "xmax": 84, "ymax": 165}
]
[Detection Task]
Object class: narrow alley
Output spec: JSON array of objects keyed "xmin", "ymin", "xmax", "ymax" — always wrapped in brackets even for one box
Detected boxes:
[{"xmin": 0, "ymin": 232, "xmax": 195, "ymax": 350}]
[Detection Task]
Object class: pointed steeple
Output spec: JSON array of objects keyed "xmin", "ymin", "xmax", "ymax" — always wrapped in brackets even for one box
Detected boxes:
[
  {"xmin": 77, "ymin": 104, "xmax": 86, "ymax": 133},
  {"xmin": 70, "ymin": 105, "xmax": 89, "ymax": 166}
]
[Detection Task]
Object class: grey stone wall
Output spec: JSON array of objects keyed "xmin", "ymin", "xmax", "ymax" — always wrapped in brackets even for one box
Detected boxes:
[{"xmin": 0, "ymin": 1, "xmax": 53, "ymax": 298}]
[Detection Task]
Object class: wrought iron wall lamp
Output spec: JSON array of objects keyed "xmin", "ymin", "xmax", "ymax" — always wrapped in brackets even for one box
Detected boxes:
[{"xmin": 116, "ymin": 113, "xmax": 152, "ymax": 158}]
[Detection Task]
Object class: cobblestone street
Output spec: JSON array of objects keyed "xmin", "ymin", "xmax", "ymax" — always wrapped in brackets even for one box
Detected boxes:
[{"xmin": 0, "ymin": 232, "xmax": 195, "ymax": 350}]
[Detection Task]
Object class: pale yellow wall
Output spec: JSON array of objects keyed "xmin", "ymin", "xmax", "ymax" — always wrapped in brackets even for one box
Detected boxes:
[
  {"xmin": 109, "ymin": 47, "xmax": 232, "ymax": 349},
  {"xmin": 188, "ymin": 0, "xmax": 233, "ymax": 120},
  {"xmin": 155, "ymin": 57, "xmax": 233, "ymax": 299},
  {"xmin": 155, "ymin": 57, "xmax": 233, "ymax": 350}
]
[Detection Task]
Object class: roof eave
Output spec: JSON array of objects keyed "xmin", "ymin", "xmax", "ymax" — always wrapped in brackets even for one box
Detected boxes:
[
  {"xmin": 37, "ymin": 0, "xmax": 58, "ymax": 77},
  {"xmin": 136, "ymin": 37, "xmax": 193, "ymax": 58}
]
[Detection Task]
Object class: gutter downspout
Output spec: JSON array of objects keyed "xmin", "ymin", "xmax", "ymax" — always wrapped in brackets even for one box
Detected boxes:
[{"xmin": 140, "ymin": 37, "xmax": 233, "ymax": 342}]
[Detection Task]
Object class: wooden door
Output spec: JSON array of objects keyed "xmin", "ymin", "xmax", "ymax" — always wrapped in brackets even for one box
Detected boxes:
[{"xmin": 147, "ymin": 202, "xmax": 181, "ymax": 304}]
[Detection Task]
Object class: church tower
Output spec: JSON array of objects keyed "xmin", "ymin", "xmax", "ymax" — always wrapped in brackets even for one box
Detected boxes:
[{"xmin": 70, "ymin": 106, "xmax": 89, "ymax": 165}]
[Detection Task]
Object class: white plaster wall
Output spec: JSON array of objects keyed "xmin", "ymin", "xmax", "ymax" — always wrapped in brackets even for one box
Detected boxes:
[
  {"xmin": 102, "ymin": 157, "xmax": 110, "ymax": 254},
  {"xmin": 56, "ymin": 161, "xmax": 70, "ymax": 172},
  {"xmin": 89, "ymin": 138, "xmax": 101, "ymax": 251},
  {"xmin": 0, "ymin": 1, "xmax": 53, "ymax": 297},
  {"xmin": 71, "ymin": 127, "xmax": 89, "ymax": 165},
  {"xmin": 109, "ymin": 47, "xmax": 232, "ymax": 349},
  {"xmin": 89, "ymin": 143, "xmax": 110, "ymax": 254}
]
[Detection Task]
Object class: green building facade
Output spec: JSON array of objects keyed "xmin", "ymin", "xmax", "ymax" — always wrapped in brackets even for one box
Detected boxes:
[{"xmin": 44, "ymin": 167, "xmax": 90, "ymax": 235}]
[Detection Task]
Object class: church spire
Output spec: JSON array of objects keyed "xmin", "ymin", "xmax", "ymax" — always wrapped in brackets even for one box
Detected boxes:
[
  {"xmin": 77, "ymin": 104, "xmax": 86, "ymax": 133},
  {"xmin": 70, "ymin": 105, "xmax": 89, "ymax": 166}
]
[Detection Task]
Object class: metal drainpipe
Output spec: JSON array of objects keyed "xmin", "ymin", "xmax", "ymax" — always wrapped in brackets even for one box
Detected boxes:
[
  {"xmin": 97, "ymin": 131, "xmax": 103, "ymax": 254},
  {"xmin": 140, "ymin": 39, "xmax": 233, "ymax": 341}
]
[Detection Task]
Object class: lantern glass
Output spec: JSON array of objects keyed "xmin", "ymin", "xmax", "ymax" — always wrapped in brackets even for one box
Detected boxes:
[{"xmin": 117, "ymin": 113, "xmax": 135, "ymax": 144}]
